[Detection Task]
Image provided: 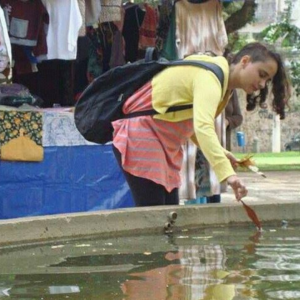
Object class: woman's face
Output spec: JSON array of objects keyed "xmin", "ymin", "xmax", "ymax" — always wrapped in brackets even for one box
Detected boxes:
[{"xmin": 239, "ymin": 56, "xmax": 278, "ymax": 94}]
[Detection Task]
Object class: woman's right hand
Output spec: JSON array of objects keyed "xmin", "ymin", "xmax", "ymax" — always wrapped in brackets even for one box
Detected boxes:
[{"xmin": 227, "ymin": 175, "xmax": 248, "ymax": 201}]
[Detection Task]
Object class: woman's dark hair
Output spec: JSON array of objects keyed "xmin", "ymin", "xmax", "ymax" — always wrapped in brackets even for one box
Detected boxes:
[{"xmin": 229, "ymin": 42, "xmax": 291, "ymax": 119}]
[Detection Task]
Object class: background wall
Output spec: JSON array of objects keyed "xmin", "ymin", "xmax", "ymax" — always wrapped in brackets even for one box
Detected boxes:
[{"xmin": 230, "ymin": 90, "xmax": 300, "ymax": 153}]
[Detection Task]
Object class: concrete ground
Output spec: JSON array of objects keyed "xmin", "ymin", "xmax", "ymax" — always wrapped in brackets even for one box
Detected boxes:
[{"xmin": 222, "ymin": 170, "xmax": 300, "ymax": 203}]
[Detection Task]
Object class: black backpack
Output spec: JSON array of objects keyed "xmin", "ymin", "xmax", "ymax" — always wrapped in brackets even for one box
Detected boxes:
[{"xmin": 74, "ymin": 57, "xmax": 224, "ymax": 144}]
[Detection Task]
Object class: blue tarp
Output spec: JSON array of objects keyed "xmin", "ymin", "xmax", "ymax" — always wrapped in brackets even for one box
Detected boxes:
[{"xmin": 0, "ymin": 145, "xmax": 134, "ymax": 219}]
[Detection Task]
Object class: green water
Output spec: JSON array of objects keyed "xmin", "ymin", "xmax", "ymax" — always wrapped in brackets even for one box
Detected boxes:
[{"xmin": 0, "ymin": 224, "xmax": 300, "ymax": 300}]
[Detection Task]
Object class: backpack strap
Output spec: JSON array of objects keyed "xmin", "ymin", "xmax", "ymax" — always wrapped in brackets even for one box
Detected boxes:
[
  {"xmin": 145, "ymin": 47, "xmax": 159, "ymax": 62},
  {"xmin": 125, "ymin": 59, "xmax": 224, "ymax": 119}
]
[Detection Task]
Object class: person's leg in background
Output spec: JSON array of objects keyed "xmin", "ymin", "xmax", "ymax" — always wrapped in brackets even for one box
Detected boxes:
[
  {"xmin": 206, "ymin": 194, "xmax": 221, "ymax": 203},
  {"xmin": 113, "ymin": 146, "xmax": 179, "ymax": 206}
]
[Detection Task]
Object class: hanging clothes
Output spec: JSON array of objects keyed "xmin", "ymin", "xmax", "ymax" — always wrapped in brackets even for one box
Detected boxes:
[
  {"xmin": 175, "ymin": 0, "xmax": 228, "ymax": 58},
  {"xmin": 86, "ymin": 25, "xmax": 103, "ymax": 82},
  {"xmin": 41, "ymin": 0, "xmax": 82, "ymax": 60},
  {"xmin": 0, "ymin": 0, "xmax": 48, "ymax": 50},
  {"xmin": 159, "ymin": 4, "xmax": 178, "ymax": 61},
  {"xmin": 122, "ymin": 3, "xmax": 145, "ymax": 63},
  {"xmin": 99, "ymin": 0, "xmax": 122, "ymax": 23},
  {"xmin": 0, "ymin": 5, "xmax": 11, "ymax": 82},
  {"xmin": 156, "ymin": 0, "xmax": 174, "ymax": 52},
  {"xmin": 0, "ymin": 0, "xmax": 48, "ymax": 71},
  {"xmin": 109, "ymin": 29, "xmax": 125, "ymax": 69},
  {"xmin": 86, "ymin": 0, "xmax": 102, "ymax": 26},
  {"xmin": 77, "ymin": 0, "xmax": 86, "ymax": 37},
  {"xmin": 138, "ymin": 3, "xmax": 157, "ymax": 50},
  {"xmin": 86, "ymin": 21, "xmax": 123, "ymax": 81}
]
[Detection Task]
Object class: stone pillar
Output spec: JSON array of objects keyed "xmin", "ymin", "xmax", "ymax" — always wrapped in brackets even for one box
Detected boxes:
[{"xmin": 272, "ymin": 114, "xmax": 281, "ymax": 152}]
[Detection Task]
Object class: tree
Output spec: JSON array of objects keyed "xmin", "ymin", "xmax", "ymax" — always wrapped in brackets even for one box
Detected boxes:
[
  {"xmin": 222, "ymin": 1, "xmax": 257, "ymax": 52},
  {"xmin": 258, "ymin": 0, "xmax": 300, "ymax": 97},
  {"xmin": 224, "ymin": 0, "xmax": 257, "ymax": 35}
]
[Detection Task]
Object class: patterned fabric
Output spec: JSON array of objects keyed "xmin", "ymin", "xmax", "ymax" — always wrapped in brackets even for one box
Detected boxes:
[
  {"xmin": 86, "ymin": 22, "xmax": 118, "ymax": 81},
  {"xmin": 43, "ymin": 110, "xmax": 96, "ymax": 147},
  {"xmin": 175, "ymin": 0, "xmax": 228, "ymax": 58},
  {"xmin": 112, "ymin": 81, "xmax": 194, "ymax": 192},
  {"xmin": 0, "ymin": 109, "xmax": 43, "ymax": 161},
  {"xmin": 86, "ymin": 25, "xmax": 103, "ymax": 82},
  {"xmin": 0, "ymin": 110, "xmax": 42, "ymax": 146},
  {"xmin": 156, "ymin": 0, "xmax": 173, "ymax": 52},
  {"xmin": 138, "ymin": 4, "xmax": 157, "ymax": 50}
]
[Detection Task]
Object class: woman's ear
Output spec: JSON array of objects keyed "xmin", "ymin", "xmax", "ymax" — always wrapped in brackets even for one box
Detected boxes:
[{"xmin": 240, "ymin": 55, "xmax": 251, "ymax": 68}]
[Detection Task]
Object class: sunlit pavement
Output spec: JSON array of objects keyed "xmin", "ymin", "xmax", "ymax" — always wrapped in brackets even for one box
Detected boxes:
[{"xmin": 221, "ymin": 170, "xmax": 300, "ymax": 204}]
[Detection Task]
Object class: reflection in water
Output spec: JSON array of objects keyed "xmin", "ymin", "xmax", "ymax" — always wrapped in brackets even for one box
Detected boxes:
[
  {"xmin": 0, "ymin": 225, "xmax": 300, "ymax": 299},
  {"xmin": 121, "ymin": 245, "xmax": 236, "ymax": 300}
]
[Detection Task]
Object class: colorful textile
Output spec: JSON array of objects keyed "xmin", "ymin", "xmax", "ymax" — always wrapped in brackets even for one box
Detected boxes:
[
  {"xmin": 86, "ymin": 22, "xmax": 119, "ymax": 81},
  {"xmin": 86, "ymin": 26, "xmax": 103, "ymax": 82},
  {"xmin": 0, "ymin": 0, "xmax": 48, "ymax": 54},
  {"xmin": 138, "ymin": 4, "xmax": 157, "ymax": 50},
  {"xmin": 175, "ymin": 0, "xmax": 228, "ymax": 58},
  {"xmin": 0, "ymin": 109, "xmax": 43, "ymax": 161}
]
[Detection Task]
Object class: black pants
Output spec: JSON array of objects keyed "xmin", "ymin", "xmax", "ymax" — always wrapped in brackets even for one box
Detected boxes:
[{"xmin": 113, "ymin": 146, "xmax": 179, "ymax": 207}]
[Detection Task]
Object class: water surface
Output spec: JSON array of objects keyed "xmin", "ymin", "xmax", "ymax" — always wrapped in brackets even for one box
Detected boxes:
[{"xmin": 0, "ymin": 224, "xmax": 300, "ymax": 299}]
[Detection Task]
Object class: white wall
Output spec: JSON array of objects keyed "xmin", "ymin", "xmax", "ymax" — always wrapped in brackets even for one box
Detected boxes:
[{"xmin": 291, "ymin": 0, "xmax": 300, "ymax": 28}]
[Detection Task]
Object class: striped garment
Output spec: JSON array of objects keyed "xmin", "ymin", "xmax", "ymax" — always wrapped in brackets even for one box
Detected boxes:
[{"xmin": 112, "ymin": 82, "xmax": 194, "ymax": 192}]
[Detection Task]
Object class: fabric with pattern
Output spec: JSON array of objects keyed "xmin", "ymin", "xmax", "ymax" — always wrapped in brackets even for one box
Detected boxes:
[
  {"xmin": 0, "ymin": 109, "xmax": 43, "ymax": 161},
  {"xmin": 138, "ymin": 4, "xmax": 157, "ymax": 50}
]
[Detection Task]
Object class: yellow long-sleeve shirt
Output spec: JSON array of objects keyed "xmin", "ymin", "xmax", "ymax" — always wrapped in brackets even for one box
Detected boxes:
[{"xmin": 151, "ymin": 54, "xmax": 235, "ymax": 183}]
